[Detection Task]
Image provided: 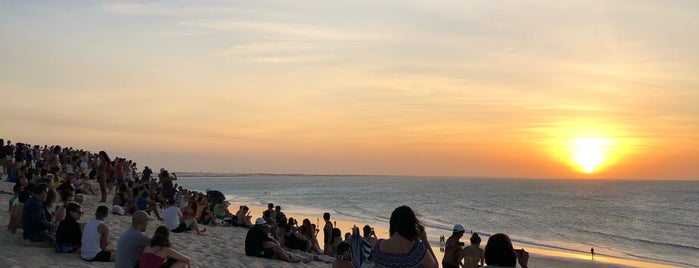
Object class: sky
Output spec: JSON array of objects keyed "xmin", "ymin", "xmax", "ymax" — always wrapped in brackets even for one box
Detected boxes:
[{"xmin": 1, "ymin": 1, "xmax": 698, "ymax": 179}]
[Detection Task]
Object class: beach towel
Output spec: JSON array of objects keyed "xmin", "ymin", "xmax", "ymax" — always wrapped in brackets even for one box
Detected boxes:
[{"xmin": 350, "ymin": 226, "xmax": 373, "ymax": 268}]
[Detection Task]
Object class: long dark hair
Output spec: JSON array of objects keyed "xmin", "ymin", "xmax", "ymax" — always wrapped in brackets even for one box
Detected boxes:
[
  {"xmin": 151, "ymin": 226, "xmax": 172, "ymax": 247},
  {"xmin": 389, "ymin": 205, "xmax": 420, "ymax": 241},
  {"xmin": 484, "ymin": 233, "xmax": 516, "ymax": 266}
]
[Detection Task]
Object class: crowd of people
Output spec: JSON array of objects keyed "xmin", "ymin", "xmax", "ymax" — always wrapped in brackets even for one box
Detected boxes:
[{"xmin": 2, "ymin": 138, "xmax": 530, "ymax": 268}]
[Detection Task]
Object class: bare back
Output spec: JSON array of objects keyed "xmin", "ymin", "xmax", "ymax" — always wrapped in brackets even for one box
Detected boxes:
[{"xmin": 462, "ymin": 244, "xmax": 484, "ymax": 268}]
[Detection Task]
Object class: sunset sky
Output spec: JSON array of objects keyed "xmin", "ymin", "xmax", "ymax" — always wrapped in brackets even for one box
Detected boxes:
[{"xmin": 2, "ymin": 1, "xmax": 698, "ymax": 179}]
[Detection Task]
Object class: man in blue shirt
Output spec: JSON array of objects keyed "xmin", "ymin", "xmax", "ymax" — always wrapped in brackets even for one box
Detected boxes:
[{"xmin": 22, "ymin": 183, "xmax": 54, "ymax": 247}]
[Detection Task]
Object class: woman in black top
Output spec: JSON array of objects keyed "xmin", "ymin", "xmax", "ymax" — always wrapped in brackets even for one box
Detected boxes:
[{"xmin": 56, "ymin": 202, "xmax": 83, "ymax": 253}]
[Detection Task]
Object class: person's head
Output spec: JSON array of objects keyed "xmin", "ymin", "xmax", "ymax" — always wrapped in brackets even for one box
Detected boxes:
[
  {"xmin": 98, "ymin": 151, "xmax": 110, "ymax": 161},
  {"xmin": 389, "ymin": 205, "xmax": 420, "ymax": 241},
  {"xmin": 470, "ymin": 233, "xmax": 482, "ymax": 245},
  {"xmin": 30, "ymin": 183, "xmax": 49, "ymax": 201},
  {"xmin": 332, "ymin": 228, "xmax": 342, "ymax": 241},
  {"xmin": 363, "ymin": 225, "xmax": 372, "ymax": 237},
  {"xmin": 323, "ymin": 212, "xmax": 331, "ymax": 221},
  {"xmin": 95, "ymin": 205, "xmax": 109, "ymax": 220},
  {"xmin": 268, "ymin": 203, "xmax": 274, "ymax": 209},
  {"xmin": 302, "ymin": 218, "xmax": 311, "ymax": 227},
  {"xmin": 452, "ymin": 224, "xmax": 465, "ymax": 238},
  {"xmin": 337, "ymin": 241, "xmax": 351, "ymax": 259},
  {"xmin": 66, "ymin": 202, "xmax": 83, "ymax": 220},
  {"xmin": 151, "ymin": 226, "xmax": 172, "ymax": 247},
  {"xmin": 132, "ymin": 210, "xmax": 151, "ymax": 232},
  {"xmin": 275, "ymin": 205, "xmax": 281, "ymax": 212},
  {"xmin": 344, "ymin": 232, "xmax": 351, "ymax": 241},
  {"xmin": 484, "ymin": 233, "xmax": 516, "ymax": 267}
]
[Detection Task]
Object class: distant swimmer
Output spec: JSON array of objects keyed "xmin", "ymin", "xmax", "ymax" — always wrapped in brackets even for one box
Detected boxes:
[{"xmin": 591, "ymin": 247, "xmax": 595, "ymax": 260}]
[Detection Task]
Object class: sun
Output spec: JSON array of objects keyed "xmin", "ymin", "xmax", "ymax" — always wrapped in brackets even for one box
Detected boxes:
[{"xmin": 571, "ymin": 138, "xmax": 607, "ymax": 173}]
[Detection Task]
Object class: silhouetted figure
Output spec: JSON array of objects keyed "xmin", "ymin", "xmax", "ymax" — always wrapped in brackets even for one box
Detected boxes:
[{"xmin": 591, "ymin": 247, "xmax": 595, "ymax": 260}]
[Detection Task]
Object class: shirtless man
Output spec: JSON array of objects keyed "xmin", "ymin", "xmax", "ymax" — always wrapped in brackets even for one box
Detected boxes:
[
  {"xmin": 442, "ymin": 224, "xmax": 465, "ymax": 268},
  {"xmin": 462, "ymin": 233, "xmax": 484, "ymax": 268},
  {"xmin": 323, "ymin": 212, "xmax": 333, "ymax": 255}
]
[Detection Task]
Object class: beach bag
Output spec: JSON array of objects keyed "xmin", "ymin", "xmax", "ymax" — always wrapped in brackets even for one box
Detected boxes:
[{"xmin": 112, "ymin": 205, "xmax": 125, "ymax": 215}]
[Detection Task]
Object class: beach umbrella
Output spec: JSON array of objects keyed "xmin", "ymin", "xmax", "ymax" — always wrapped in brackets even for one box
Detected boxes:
[{"xmin": 207, "ymin": 190, "xmax": 225, "ymax": 202}]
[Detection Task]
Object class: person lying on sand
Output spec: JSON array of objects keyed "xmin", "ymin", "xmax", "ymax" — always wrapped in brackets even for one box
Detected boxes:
[{"xmin": 246, "ymin": 218, "xmax": 312, "ymax": 263}]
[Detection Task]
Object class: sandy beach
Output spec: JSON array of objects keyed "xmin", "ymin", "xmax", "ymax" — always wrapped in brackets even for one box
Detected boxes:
[{"xmin": 0, "ymin": 181, "xmax": 679, "ymax": 268}]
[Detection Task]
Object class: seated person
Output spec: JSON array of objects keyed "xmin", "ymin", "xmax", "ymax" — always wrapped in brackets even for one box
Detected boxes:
[
  {"xmin": 56, "ymin": 202, "xmax": 83, "ymax": 253},
  {"xmin": 162, "ymin": 199, "xmax": 206, "ymax": 235},
  {"xmin": 115, "ymin": 211, "xmax": 152, "ymax": 268},
  {"xmin": 333, "ymin": 241, "xmax": 355, "ymax": 268},
  {"xmin": 8, "ymin": 190, "xmax": 29, "ymax": 234},
  {"xmin": 245, "ymin": 218, "xmax": 311, "ymax": 263},
  {"xmin": 136, "ymin": 191, "xmax": 162, "ymax": 220},
  {"xmin": 483, "ymin": 233, "xmax": 528, "ymax": 268},
  {"xmin": 22, "ymin": 183, "xmax": 54, "ymax": 247},
  {"xmin": 283, "ymin": 219, "xmax": 312, "ymax": 252},
  {"xmin": 236, "ymin": 205, "xmax": 253, "ymax": 228},
  {"xmin": 112, "ymin": 185, "xmax": 137, "ymax": 215},
  {"xmin": 140, "ymin": 226, "xmax": 191, "ymax": 268},
  {"xmin": 214, "ymin": 201, "xmax": 236, "ymax": 224},
  {"xmin": 198, "ymin": 206, "xmax": 220, "ymax": 226},
  {"xmin": 81, "ymin": 206, "xmax": 116, "ymax": 262}
]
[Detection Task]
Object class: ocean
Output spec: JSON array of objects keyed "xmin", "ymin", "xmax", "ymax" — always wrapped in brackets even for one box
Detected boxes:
[{"xmin": 176, "ymin": 176, "xmax": 698, "ymax": 267}]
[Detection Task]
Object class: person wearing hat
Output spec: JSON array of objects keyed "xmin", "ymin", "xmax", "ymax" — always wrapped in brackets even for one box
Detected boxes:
[
  {"xmin": 442, "ymin": 224, "xmax": 466, "ymax": 268},
  {"xmin": 115, "ymin": 211, "xmax": 152, "ymax": 268}
]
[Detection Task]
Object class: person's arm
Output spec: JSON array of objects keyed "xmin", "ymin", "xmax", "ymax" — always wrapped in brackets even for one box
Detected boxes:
[
  {"xmin": 419, "ymin": 226, "xmax": 439, "ymax": 268},
  {"xmin": 98, "ymin": 223, "xmax": 109, "ymax": 250},
  {"xmin": 166, "ymin": 247, "xmax": 191, "ymax": 264},
  {"xmin": 518, "ymin": 249, "xmax": 529, "ymax": 268}
]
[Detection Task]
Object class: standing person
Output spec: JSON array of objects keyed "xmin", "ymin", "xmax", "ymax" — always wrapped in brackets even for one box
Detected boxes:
[
  {"xmin": 371, "ymin": 206, "xmax": 438, "ymax": 268},
  {"xmin": 81, "ymin": 205, "xmax": 116, "ymax": 262},
  {"xmin": 483, "ymin": 233, "xmax": 528, "ymax": 268},
  {"xmin": 442, "ymin": 224, "xmax": 465, "ymax": 268},
  {"xmin": 115, "ymin": 211, "xmax": 152, "ymax": 268},
  {"xmin": 162, "ymin": 199, "xmax": 206, "ymax": 235},
  {"xmin": 463, "ymin": 233, "xmax": 484, "ymax": 268},
  {"xmin": 591, "ymin": 247, "xmax": 595, "ymax": 260},
  {"xmin": 96, "ymin": 151, "xmax": 111, "ymax": 203},
  {"xmin": 323, "ymin": 212, "xmax": 333, "ymax": 255},
  {"xmin": 139, "ymin": 226, "xmax": 191, "ymax": 268}
]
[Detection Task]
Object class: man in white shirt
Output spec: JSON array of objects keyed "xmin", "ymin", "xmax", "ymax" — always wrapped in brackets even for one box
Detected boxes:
[
  {"xmin": 162, "ymin": 199, "xmax": 206, "ymax": 235},
  {"xmin": 81, "ymin": 206, "xmax": 116, "ymax": 262}
]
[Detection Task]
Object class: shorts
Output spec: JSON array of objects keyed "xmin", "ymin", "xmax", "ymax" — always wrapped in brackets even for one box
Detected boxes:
[
  {"xmin": 85, "ymin": 250, "xmax": 112, "ymax": 262},
  {"xmin": 171, "ymin": 222, "xmax": 191, "ymax": 233}
]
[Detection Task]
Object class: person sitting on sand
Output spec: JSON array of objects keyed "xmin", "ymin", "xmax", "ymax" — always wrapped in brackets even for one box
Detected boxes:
[
  {"xmin": 22, "ymin": 183, "xmax": 55, "ymax": 247},
  {"xmin": 483, "ymin": 233, "xmax": 528, "ymax": 268},
  {"xmin": 81, "ymin": 205, "xmax": 116, "ymax": 262},
  {"xmin": 8, "ymin": 190, "xmax": 29, "ymax": 234},
  {"xmin": 112, "ymin": 184, "xmax": 137, "ymax": 215},
  {"xmin": 333, "ymin": 241, "xmax": 356, "ymax": 268},
  {"xmin": 136, "ymin": 190, "xmax": 163, "ymax": 220},
  {"xmin": 462, "ymin": 233, "xmax": 484, "ymax": 268},
  {"xmin": 245, "ymin": 218, "xmax": 312, "ymax": 263},
  {"xmin": 300, "ymin": 218, "xmax": 323, "ymax": 254},
  {"xmin": 236, "ymin": 205, "xmax": 253, "ymax": 227},
  {"xmin": 162, "ymin": 199, "xmax": 206, "ymax": 235},
  {"xmin": 282, "ymin": 218, "xmax": 312, "ymax": 252},
  {"xmin": 442, "ymin": 224, "xmax": 465, "ymax": 268},
  {"xmin": 371, "ymin": 205, "xmax": 438, "ymax": 268},
  {"xmin": 115, "ymin": 210, "xmax": 152, "ymax": 268},
  {"xmin": 55, "ymin": 202, "xmax": 83, "ymax": 253},
  {"xmin": 140, "ymin": 226, "xmax": 191, "ymax": 268}
]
